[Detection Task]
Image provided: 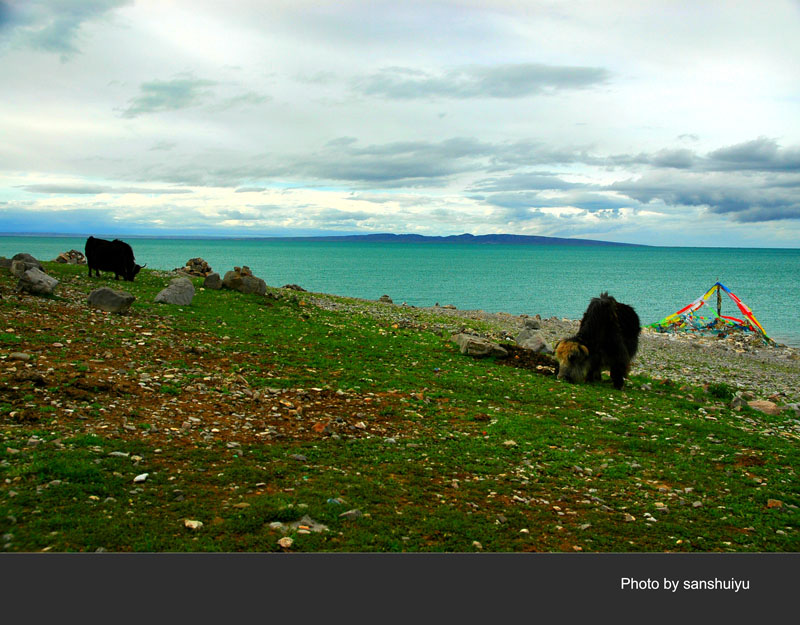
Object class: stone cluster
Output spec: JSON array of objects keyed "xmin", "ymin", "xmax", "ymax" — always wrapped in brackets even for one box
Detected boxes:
[
  {"xmin": 53, "ymin": 250, "xmax": 86, "ymax": 264},
  {"xmin": 1, "ymin": 253, "xmax": 58, "ymax": 296},
  {"xmin": 176, "ymin": 257, "xmax": 213, "ymax": 277}
]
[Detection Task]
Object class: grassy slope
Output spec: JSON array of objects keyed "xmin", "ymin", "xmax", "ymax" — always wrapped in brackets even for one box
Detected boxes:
[{"xmin": 0, "ymin": 263, "xmax": 797, "ymax": 552}]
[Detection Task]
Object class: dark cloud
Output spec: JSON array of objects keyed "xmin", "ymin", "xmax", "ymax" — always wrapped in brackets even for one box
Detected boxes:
[
  {"xmin": 610, "ymin": 172, "xmax": 800, "ymax": 222},
  {"xmin": 354, "ymin": 63, "xmax": 610, "ymax": 99},
  {"xmin": 1, "ymin": 0, "xmax": 131, "ymax": 58},
  {"xmin": 279, "ymin": 137, "xmax": 496, "ymax": 187},
  {"xmin": 478, "ymin": 190, "xmax": 628, "ymax": 215},
  {"xmin": 282, "ymin": 137, "xmax": 602, "ymax": 188},
  {"xmin": 706, "ymin": 136, "xmax": 800, "ymax": 172},
  {"xmin": 21, "ymin": 183, "xmax": 191, "ymax": 195},
  {"xmin": 121, "ymin": 76, "xmax": 217, "ymax": 118},
  {"xmin": 649, "ymin": 148, "xmax": 697, "ymax": 169}
]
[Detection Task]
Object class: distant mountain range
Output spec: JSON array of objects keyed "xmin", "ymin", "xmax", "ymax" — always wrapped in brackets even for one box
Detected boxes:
[
  {"xmin": 294, "ymin": 233, "xmax": 644, "ymax": 247},
  {"xmin": 1, "ymin": 232, "xmax": 644, "ymax": 246}
]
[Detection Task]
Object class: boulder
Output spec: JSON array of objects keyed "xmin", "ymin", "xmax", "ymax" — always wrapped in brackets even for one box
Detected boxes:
[
  {"xmin": 516, "ymin": 333, "xmax": 553, "ymax": 354},
  {"xmin": 523, "ymin": 317, "xmax": 541, "ymax": 330},
  {"xmin": 240, "ymin": 275, "xmax": 267, "ymax": 295},
  {"xmin": 222, "ymin": 266, "xmax": 267, "ymax": 295},
  {"xmin": 451, "ymin": 333, "xmax": 508, "ymax": 358},
  {"xmin": 87, "ymin": 287, "xmax": 136, "ymax": 313},
  {"xmin": 203, "ymin": 272, "xmax": 222, "ymax": 290},
  {"xmin": 10, "ymin": 260, "xmax": 41, "ymax": 277},
  {"xmin": 18, "ymin": 268, "xmax": 58, "ymax": 295},
  {"xmin": 12, "ymin": 253, "xmax": 43, "ymax": 270},
  {"xmin": 282, "ymin": 284, "xmax": 306, "ymax": 292},
  {"xmin": 155, "ymin": 277, "xmax": 195, "ymax": 305},
  {"xmin": 378, "ymin": 294, "xmax": 393, "ymax": 304}
]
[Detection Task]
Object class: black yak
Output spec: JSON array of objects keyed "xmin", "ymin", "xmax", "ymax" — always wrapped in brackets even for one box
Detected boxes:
[
  {"xmin": 85, "ymin": 236, "xmax": 145, "ymax": 282},
  {"xmin": 554, "ymin": 293, "xmax": 641, "ymax": 390}
]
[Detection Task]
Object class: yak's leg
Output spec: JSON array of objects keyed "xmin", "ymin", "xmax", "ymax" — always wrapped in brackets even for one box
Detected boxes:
[{"xmin": 610, "ymin": 364, "xmax": 627, "ymax": 389}]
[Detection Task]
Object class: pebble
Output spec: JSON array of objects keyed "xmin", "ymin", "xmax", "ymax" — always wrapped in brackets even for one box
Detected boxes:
[
  {"xmin": 339, "ymin": 509, "xmax": 363, "ymax": 520},
  {"xmin": 277, "ymin": 537, "xmax": 293, "ymax": 548},
  {"xmin": 184, "ymin": 519, "xmax": 203, "ymax": 530},
  {"xmin": 692, "ymin": 501, "xmax": 703, "ymax": 508},
  {"xmin": 269, "ymin": 522, "xmax": 285, "ymax": 530},
  {"xmin": 133, "ymin": 473, "xmax": 149, "ymax": 483},
  {"xmin": 9, "ymin": 353, "xmax": 31, "ymax": 361},
  {"xmin": 472, "ymin": 541, "xmax": 483, "ymax": 550},
  {"xmin": 289, "ymin": 454, "xmax": 308, "ymax": 462}
]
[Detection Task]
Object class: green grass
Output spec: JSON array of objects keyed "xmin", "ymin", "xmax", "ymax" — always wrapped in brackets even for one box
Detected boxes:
[{"xmin": 0, "ymin": 262, "xmax": 798, "ymax": 552}]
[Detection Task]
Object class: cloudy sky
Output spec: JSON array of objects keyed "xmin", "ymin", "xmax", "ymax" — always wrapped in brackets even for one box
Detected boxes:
[{"xmin": 1, "ymin": 0, "xmax": 800, "ymax": 247}]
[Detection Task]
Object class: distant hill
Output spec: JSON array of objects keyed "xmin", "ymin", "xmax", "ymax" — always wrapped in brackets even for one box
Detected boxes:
[{"xmin": 289, "ymin": 232, "xmax": 644, "ymax": 247}]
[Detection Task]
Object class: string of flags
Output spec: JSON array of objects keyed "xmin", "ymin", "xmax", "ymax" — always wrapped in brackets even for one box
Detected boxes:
[{"xmin": 647, "ymin": 282, "xmax": 774, "ymax": 344}]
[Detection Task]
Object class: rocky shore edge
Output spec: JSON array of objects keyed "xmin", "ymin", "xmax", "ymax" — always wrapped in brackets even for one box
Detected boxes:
[{"xmin": 304, "ymin": 291, "xmax": 800, "ymax": 411}]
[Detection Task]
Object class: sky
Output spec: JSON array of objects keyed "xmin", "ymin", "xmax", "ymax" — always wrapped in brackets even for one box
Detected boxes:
[{"xmin": 1, "ymin": 0, "xmax": 800, "ymax": 247}]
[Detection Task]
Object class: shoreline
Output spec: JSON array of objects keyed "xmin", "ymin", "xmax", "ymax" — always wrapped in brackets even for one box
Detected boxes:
[{"xmin": 3, "ymin": 244, "xmax": 800, "ymax": 348}]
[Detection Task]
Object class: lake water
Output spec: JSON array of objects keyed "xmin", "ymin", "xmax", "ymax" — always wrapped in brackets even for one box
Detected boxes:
[{"xmin": 3, "ymin": 235, "xmax": 799, "ymax": 347}]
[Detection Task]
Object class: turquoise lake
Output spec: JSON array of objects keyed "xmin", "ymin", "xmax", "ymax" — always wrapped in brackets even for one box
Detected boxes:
[{"xmin": 3, "ymin": 235, "xmax": 799, "ymax": 347}]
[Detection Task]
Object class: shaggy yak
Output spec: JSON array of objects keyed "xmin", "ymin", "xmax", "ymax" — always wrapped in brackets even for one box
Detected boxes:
[
  {"xmin": 85, "ymin": 236, "xmax": 145, "ymax": 282},
  {"xmin": 554, "ymin": 293, "xmax": 641, "ymax": 390}
]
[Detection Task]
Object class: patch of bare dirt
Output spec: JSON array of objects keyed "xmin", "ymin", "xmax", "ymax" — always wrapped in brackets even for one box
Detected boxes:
[
  {"xmin": 496, "ymin": 344, "xmax": 558, "ymax": 375},
  {"xmin": 0, "ymin": 291, "xmax": 426, "ymax": 449}
]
